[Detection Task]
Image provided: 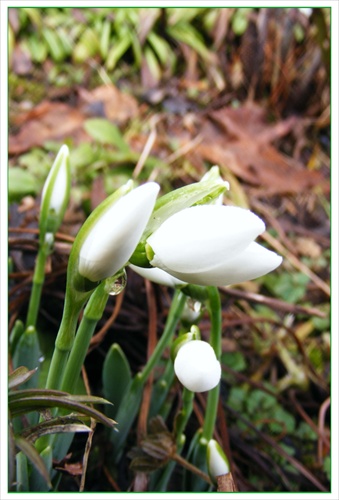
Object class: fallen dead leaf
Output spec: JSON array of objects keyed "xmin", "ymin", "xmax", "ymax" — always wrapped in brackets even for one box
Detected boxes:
[
  {"xmin": 9, "ymin": 101, "xmax": 85, "ymax": 155},
  {"xmin": 9, "ymin": 84, "xmax": 139, "ymax": 154},
  {"xmin": 78, "ymin": 84, "xmax": 139, "ymax": 124},
  {"xmin": 194, "ymin": 102, "xmax": 327, "ymax": 195}
]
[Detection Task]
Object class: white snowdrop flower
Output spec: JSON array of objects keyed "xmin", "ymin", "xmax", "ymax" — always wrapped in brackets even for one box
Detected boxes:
[
  {"xmin": 78, "ymin": 182, "xmax": 160, "ymax": 283},
  {"xmin": 129, "ymin": 264, "xmax": 186, "ymax": 287},
  {"xmin": 146, "ymin": 205, "xmax": 282, "ymax": 286},
  {"xmin": 174, "ymin": 340, "xmax": 221, "ymax": 392},
  {"xmin": 207, "ymin": 439, "xmax": 230, "ymax": 479}
]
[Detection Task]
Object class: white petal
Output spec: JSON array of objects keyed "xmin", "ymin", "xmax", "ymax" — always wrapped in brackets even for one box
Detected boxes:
[
  {"xmin": 162, "ymin": 242, "xmax": 282, "ymax": 286},
  {"xmin": 129, "ymin": 264, "xmax": 186, "ymax": 287},
  {"xmin": 79, "ymin": 183, "xmax": 159, "ymax": 282},
  {"xmin": 174, "ymin": 340, "xmax": 221, "ymax": 392},
  {"xmin": 148, "ymin": 205, "xmax": 265, "ymax": 273}
]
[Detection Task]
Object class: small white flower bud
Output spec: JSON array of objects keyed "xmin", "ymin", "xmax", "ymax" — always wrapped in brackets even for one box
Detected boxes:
[
  {"xmin": 207, "ymin": 439, "xmax": 230, "ymax": 479},
  {"xmin": 174, "ymin": 340, "xmax": 221, "ymax": 392},
  {"xmin": 78, "ymin": 182, "xmax": 160, "ymax": 282}
]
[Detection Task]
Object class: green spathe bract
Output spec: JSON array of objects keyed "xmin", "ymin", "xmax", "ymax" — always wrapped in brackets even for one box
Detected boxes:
[{"xmin": 129, "ymin": 166, "xmax": 229, "ymax": 267}]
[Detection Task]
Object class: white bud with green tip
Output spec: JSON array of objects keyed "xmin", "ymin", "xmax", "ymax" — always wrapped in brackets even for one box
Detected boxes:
[
  {"xmin": 207, "ymin": 439, "xmax": 230, "ymax": 480},
  {"xmin": 73, "ymin": 181, "xmax": 160, "ymax": 287},
  {"xmin": 174, "ymin": 339, "xmax": 221, "ymax": 392},
  {"xmin": 40, "ymin": 144, "xmax": 71, "ymax": 238},
  {"xmin": 170, "ymin": 325, "xmax": 201, "ymax": 362}
]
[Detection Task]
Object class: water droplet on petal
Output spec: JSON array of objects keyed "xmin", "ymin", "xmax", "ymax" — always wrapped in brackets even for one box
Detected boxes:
[{"xmin": 105, "ymin": 268, "xmax": 127, "ymax": 296}]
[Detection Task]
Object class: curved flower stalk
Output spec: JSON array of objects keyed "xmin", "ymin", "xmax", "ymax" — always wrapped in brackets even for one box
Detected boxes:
[
  {"xmin": 146, "ymin": 205, "xmax": 282, "ymax": 286},
  {"xmin": 207, "ymin": 439, "xmax": 230, "ymax": 480},
  {"xmin": 174, "ymin": 340, "xmax": 221, "ymax": 392}
]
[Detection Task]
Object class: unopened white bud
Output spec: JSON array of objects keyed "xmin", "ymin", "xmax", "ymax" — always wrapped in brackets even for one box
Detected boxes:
[
  {"xmin": 207, "ymin": 439, "xmax": 230, "ymax": 479},
  {"xmin": 174, "ymin": 340, "xmax": 221, "ymax": 392}
]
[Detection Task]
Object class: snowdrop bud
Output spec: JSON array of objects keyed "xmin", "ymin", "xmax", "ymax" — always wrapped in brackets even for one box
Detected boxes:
[
  {"xmin": 78, "ymin": 182, "xmax": 160, "ymax": 283},
  {"xmin": 147, "ymin": 205, "xmax": 265, "ymax": 274},
  {"xmin": 40, "ymin": 144, "xmax": 71, "ymax": 236},
  {"xmin": 129, "ymin": 264, "xmax": 186, "ymax": 287},
  {"xmin": 174, "ymin": 340, "xmax": 221, "ymax": 392},
  {"xmin": 207, "ymin": 439, "xmax": 230, "ymax": 480}
]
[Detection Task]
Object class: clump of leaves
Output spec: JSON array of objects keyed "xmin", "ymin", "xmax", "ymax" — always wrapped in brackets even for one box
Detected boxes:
[{"xmin": 8, "ymin": 366, "xmax": 116, "ymax": 491}]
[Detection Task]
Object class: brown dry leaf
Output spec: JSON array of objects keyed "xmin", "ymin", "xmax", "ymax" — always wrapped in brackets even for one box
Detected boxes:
[
  {"xmin": 9, "ymin": 84, "xmax": 139, "ymax": 155},
  {"xmin": 9, "ymin": 101, "xmax": 85, "ymax": 154},
  {"xmin": 78, "ymin": 84, "xmax": 139, "ymax": 124},
  {"xmin": 196, "ymin": 102, "xmax": 326, "ymax": 196}
]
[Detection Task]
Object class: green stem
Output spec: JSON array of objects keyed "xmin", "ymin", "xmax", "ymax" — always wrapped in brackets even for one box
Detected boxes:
[
  {"xmin": 25, "ymin": 249, "xmax": 48, "ymax": 328},
  {"xmin": 202, "ymin": 286, "xmax": 222, "ymax": 441},
  {"xmin": 111, "ymin": 289, "xmax": 187, "ymax": 456},
  {"xmin": 45, "ymin": 290, "xmax": 86, "ymax": 391},
  {"xmin": 139, "ymin": 290, "xmax": 187, "ymax": 384},
  {"xmin": 175, "ymin": 387, "xmax": 194, "ymax": 446},
  {"xmin": 60, "ymin": 282, "xmax": 109, "ymax": 395}
]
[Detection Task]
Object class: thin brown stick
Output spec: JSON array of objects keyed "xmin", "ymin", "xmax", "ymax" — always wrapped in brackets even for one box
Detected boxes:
[
  {"xmin": 261, "ymin": 231, "xmax": 330, "ymax": 296},
  {"xmin": 103, "ymin": 465, "xmax": 121, "ymax": 491},
  {"xmin": 137, "ymin": 280, "xmax": 158, "ymax": 440},
  {"xmin": 317, "ymin": 396, "xmax": 331, "ymax": 465},
  {"xmin": 9, "ymin": 226, "xmax": 75, "ymax": 243},
  {"xmin": 217, "ymin": 472, "xmax": 237, "ymax": 492},
  {"xmin": 289, "ymin": 390, "xmax": 330, "ymax": 449},
  {"xmin": 79, "ymin": 365, "xmax": 96, "ymax": 493},
  {"xmin": 89, "ymin": 290, "xmax": 125, "ymax": 351},
  {"xmin": 173, "ymin": 453, "xmax": 213, "ymax": 486},
  {"xmin": 220, "ymin": 286, "xmax": 327, "ymax": 318}
]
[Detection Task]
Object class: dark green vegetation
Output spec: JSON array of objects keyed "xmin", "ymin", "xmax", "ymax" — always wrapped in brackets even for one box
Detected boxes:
[{"xmin": 8, "ymin": 7, "xmax": 330, "ymax": 493}]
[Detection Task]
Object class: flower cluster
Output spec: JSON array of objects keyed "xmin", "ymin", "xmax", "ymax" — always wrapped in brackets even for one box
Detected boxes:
[{"xmin": 75, "ymin": 166, "xmax": 281, "ymax": 292}]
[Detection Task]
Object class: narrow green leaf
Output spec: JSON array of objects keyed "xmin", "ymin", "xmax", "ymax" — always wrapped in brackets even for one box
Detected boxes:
[
  {"xmin": 9, "ymin": 320, "xmax": 25, "ymax": 357},
  {"xmin": 106, "ymin": 35, "xmax": 132, "ymax": 70},
  {"xmin": 9, "ymin": 391, "xmax": 116, "ymax": 428},
  {"xmin": 12, "ymin": 326, "xmax": 41, "ymax": 390},
  {"xmin": 100, "ymin": 20, "xmax": 111, "ymax": 59},
  {"xmin": 103, "ymin": 343, "xmax": 132, "ymax": 419},
  {"xmin": 29, "ymin": 445, "xmax": 53, "ymax": 492},
  {"xmin": 15, "ymin": 437, "xmax": 52, "ymax": 489},
  {"xmin": 15, "ymin": 452, "xmax": 29, "ymax": 492},
  {"xmin": 8, "ymin": 366, "xmax": 38, "ymax": 390},
  {"xmin": 42, "ymin": 27, "xmax": 66, "ymax": 62}
]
